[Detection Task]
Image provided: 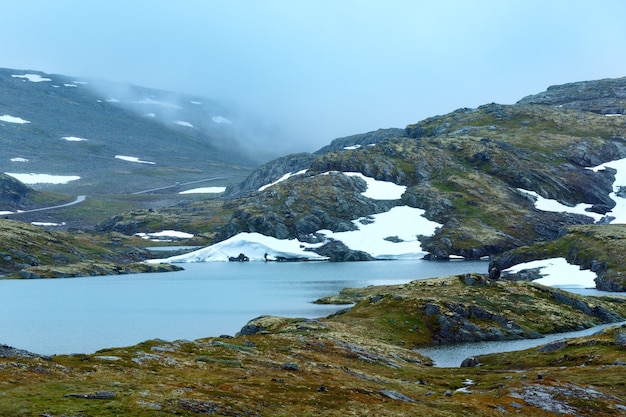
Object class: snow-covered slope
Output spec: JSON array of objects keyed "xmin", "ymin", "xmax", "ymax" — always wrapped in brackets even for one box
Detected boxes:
[{"xmin": 150, "ymin": 173, "xmax": 441, "ymax": 263}]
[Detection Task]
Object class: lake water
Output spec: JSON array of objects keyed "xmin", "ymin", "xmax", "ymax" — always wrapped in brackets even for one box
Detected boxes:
[
  {"xmin": 416, "ymin": 321, "xmax": 625, "ymax": 368},
  {"xmin": 0, "ymin": 260, "xmax": 488, "ymax": 355}
]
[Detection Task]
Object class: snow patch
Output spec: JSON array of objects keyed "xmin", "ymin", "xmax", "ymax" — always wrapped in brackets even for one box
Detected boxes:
[
  {"xmin": 62, "ymin": 136, "xmax": 87, "ymax": 142},
  {"xmin": 148, "ymin": 232, "xmax": 327, "ymax": 263},
  {"xmin": 64, "ymin": 84, "xmax": 78, "ymax": 87},
  {"xmin": 258, "ymin": 170, "xmax": 308, "ymax": 191},
  {"xmin": 588, "ymin": 158, "xmax": 626, "ymax": 223},
  {"xmin": 156, "ymin": 205, "xmax": 441, "ymax": 263},
  {"xmin": 344, "ymin": 172, "xmax": 406, "ymax": 200},
  {"xmin": 518, "ymin": 189, "xmax": 603, "ymax": 222},
  {"xmin": 105, "ymin": 98, "xmax": 120, "ymax": 103},
  {"xmin": 174, "ymin": 121, "xmax": 194, "ymax": 128},
  {"xmin": 5, "ymin": 173, "xmax": 80, "ymax": 184},
  {"xmin": 0, "ymin": 115, "xmax": 30, "ymax": 124},
  {"xmin": 115, "ymin": 155, "xmax": 155, "ymax": 165},
  {"xmin": 11, "ymin": 73, "xmax": 51, "ymax": 82},
  {"xmin": 343, "ymin": 144, "xmax": 361, "ymax": 150},
  {"xmin": 133, "ymin": 98, "xmax": 183, "ymax": 109},
  {"xmin": 10, "ymin": 157, "xmax": 29, "ymax": 162},
  {"xmin": 135, "ymin": 230, "xmax": 194, "ymax": 241},
  {"xmin": 212, "ymin": 116, "xmax": 232, "ymax": 124},
  {"xmin": 179, "ymin": 187, "xmax": 226, "ymax": 194},
  {"xmin": 317, "ymin": 206, "xmax": 440, "ymax": 259},
  {"xmin": 0, "ymin": 211, "xmax": 14, "ymax": 215},
  {"xmin": 32, "ymin": 222, "xmax": 66, "ymax": 227},
  {"xmin": 503, "ymin": 257, "xmax": 597, "ymax": 289},
  {"xmin": 190, "ymin": 100, "xmax": 202, "ymax": 105}
]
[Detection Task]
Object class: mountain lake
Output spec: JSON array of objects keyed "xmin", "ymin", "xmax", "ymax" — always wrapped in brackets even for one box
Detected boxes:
[
  {"xmin": 0, "ymin": 259, "xmax": 620, "ymax": 366},
  {"xmin": 0, "ymin": 260, "xmax": 487, "ymax": 355}
]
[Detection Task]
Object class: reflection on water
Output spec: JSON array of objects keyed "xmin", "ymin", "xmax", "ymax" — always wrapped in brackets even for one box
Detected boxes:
[{"xmin": 0, "ymin": 260, "xmax": 487, "ymax": 355}]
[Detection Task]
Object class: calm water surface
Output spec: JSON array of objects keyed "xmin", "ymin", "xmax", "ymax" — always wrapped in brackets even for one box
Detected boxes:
[
  {"xmin": 0, "ymin": 260, "xmax": 487, "ymax": 355},
  {"xmin": 417, "ymin": 321, "xmax": 625, "ymax": 368}
]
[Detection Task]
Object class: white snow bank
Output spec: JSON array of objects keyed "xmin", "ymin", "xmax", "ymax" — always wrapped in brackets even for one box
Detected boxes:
[
  {"xmin": 343, "ymin": 144, "xmax": 361, "ymax": 150},
  {"xmin": 148, "ymin": 232, "xmax": 327, "ymax": 263},
  {"xmin": 258, "ymin": 170, "xmax": 308, "ymax": 191},
  {"xmin": 32, "ymin": 222, "xmax": 66, "ymax": 227},
  {"xmin": 503, "ymin": 257, "xmax": 596, "ymax": 289},
  {"xmin": 133, "ymin": 98, "xmax": 183, "ymax": 109},
  {"xmin": 317, "ymin": 206, "xmax": 441, "ymax": 259},
  {"xmin": 212, "ymin": 116, "xmax": 232, "ymax": 124},
  {"xmin": 11, "ymin": 73, "xmax": 51, "ymax": 82},
  {"xmin": 5, "ymin": 173, "xmax": 80, "ymax": 184},
  {"xmin": 518, "ymin": 189, "xmax": 604, "ymax": 222},
  {"xmin": 174, "ymin": 121, "xmax": 194, "ymax": 128},
  {"xmin": 179, "ymin": 187, "xmax": 226, "ymax": 194},
  {"xmin": 62, "ymin": 136, "xmax": 87, "ymax": 142},
  {"xmin": 0, "ymin": 115, "xmax": 30, "ymax": 124},
  {"xmin": 135, "ymin": 230, "xmax": 194, "ymax": 241},
  {"xmin": 115, "ymin": 155, "xmax": 155, "ymax": 165},
  {"xmin": 588, "ymin": 158, "xmax": 626, "ymax": 223},
  {"xmin": 64, "ymin": 84, "xmax": 77, "ymax": 88},
  {"xmin": 156, "ymin": 205, "xmax": 441, "ymax": 263},
  {"xmin": 0, "ymin": 211, "xmax": 14, "ymax": 215},
  {"xmin": 10, "ymin": 157, "xmax": 28, "ymax": 162},
  {"xmin": 344, "ymin": 172, "xmax": 406, "ymax": 200}
]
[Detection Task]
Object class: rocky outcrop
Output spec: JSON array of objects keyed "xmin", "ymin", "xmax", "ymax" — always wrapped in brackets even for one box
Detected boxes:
[
  {"xmin": 221, "ymin": 171, "xmax": 398, "ymax": 242},
  {"xmin": 517, "ymin": 76, "xmax": 626, "ymax": 115},
  {"xmin": 223, "ymin": 152, "xmax": 316, "ymax": 198},
  {"xmin": 311, "ymin": 240, "xmax": 375, "ymax": 262},
  {"xmin": 224, "ymin": 129, "xmax": 407, "ymax": 199},
  {"xmin": 313, "ymin": 128, "xmax": 407, "ymax": 155},
  {"xmin": 490, "ymin": 224, "xmax": 626, "ymax": 291},
  {"xmin": 0, "ymin": 344, "xmax": 40, "ymax": 358},
  {"xmin": 0, "ymin": 174, "xmax": 30, "ymax": 211}
]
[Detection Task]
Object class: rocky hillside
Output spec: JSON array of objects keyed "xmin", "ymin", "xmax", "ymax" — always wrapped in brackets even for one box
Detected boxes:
[
  {"xmin": 0, "ymin": 173, "xmax": 30, "ymax": 211},
  {"xmin": 97, "ymin": 77, "xmax": 626, "ymax": 270},
  {"xmin": 490, "ymin": 224, "xmax": 626, "ymax": 291},
  {"xmin": 0, "ymin": 219, "xmax": 180, "ymax": 278},
  {"xmin": 217, "ymin": 102, "xmax": 626, "ymax": 260},
  {"xmin": 1, "ymin": 273, "xmax": 625, "ymax": 416}
]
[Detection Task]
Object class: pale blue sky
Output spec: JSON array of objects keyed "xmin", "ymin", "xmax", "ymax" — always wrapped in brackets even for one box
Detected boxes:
[{"xmin": 1, "ymin": 0, "xmax": 625, "ymax": 151}]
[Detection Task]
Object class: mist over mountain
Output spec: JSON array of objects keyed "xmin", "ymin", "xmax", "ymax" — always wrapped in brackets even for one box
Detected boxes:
[{"xmin": 0, "ymin": 68, "xmax": 297, "ymax": 197}]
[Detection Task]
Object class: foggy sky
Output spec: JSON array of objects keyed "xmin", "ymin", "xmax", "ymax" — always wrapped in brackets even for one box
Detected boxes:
[{"xmin": 2, "ymin": 0, "xmax": 625, "ymax": 153}]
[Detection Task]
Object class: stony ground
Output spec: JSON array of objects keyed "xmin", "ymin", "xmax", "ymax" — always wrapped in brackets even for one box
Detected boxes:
[{"xmin": 1, "ymin": 275, "xmax": 625, "ymax": 416}]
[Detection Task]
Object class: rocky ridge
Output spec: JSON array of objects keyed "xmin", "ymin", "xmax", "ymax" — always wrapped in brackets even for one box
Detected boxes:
[
  {"xmin": 218, "ymin": 101, "xmax": 626, "ymax": 262},
  {"xmin": 517, "ymin": 76, "xmax": 626, "ymax": 114}
]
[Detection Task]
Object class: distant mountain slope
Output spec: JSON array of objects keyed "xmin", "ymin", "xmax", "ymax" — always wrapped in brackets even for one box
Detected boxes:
[{"xmin": 0, "ymin": 68, "xmax": 270, "ymax": 197}]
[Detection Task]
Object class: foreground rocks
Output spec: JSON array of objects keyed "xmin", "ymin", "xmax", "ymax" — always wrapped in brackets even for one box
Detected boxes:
[{"xmin": 1, "ymin": 275, "xmax": 625, "ymax": 416}]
